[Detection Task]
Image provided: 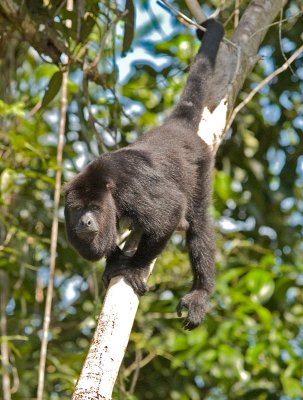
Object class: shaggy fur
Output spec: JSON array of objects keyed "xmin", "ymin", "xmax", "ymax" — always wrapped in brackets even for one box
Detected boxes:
[{"xmin": 64, "ymin": 19, "xmax": 224, "ymax": 330}]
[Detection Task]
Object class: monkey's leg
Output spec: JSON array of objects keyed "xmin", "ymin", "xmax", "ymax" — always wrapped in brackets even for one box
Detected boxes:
[
  {"xmin": 103, "ymin": 232, "xmax": 172, "ymax": 296},
  {"xmin": 177, "ymin": 215, "xmax": 216, "ymax": 330}
]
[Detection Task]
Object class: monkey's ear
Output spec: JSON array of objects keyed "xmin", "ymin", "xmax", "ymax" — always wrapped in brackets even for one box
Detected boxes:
[
  {"xmin": 63, "ymin": 182, "xmax": 71, "ymax": 193},
  {"xmin": 106, "ymin": 179, "xmax": 115, "ymax": 191}
]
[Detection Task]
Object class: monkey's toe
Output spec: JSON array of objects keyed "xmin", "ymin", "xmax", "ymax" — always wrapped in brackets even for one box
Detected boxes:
[
  {"xmin": 102, "ymin": 265, "xmax": 148, "ymax": 296},
  {"xmin": 122, "ymin": 270, "xmax": 148, "ymax": 296},
  {"xmin": 177, "ymin": 290, "xmax": 210, "ymax": 330}
]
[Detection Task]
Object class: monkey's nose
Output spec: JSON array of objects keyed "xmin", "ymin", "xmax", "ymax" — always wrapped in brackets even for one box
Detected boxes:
[
  {"xmin": 81, "ymin": 217, "xmax": 92, "ymax": 227},
  {"xmin": 76, "ymin": 215, "xmax": 98, "ymax": 239}
]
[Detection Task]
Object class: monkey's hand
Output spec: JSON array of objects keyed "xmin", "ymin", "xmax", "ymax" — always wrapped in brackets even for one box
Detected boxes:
[
  {"xmin": 103, "ymin": 252, "xmax": 149, "ymax": 296},
  {"xmin": 176, "ymin": 289, "xmax": 210, "ymax": 330}
]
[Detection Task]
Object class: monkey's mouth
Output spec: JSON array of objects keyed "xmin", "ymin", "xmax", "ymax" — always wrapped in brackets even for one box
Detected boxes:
[
  {"xmin": 76, "ymin": 239, "xmax": 106, "ymax": 262},
  {"xmin": 69, "ymin": 229, "xmax": 110, "ymax": 261},
  {"xmin": 74, "ymin": 228, "xmax": 98, "ymax": 241}
]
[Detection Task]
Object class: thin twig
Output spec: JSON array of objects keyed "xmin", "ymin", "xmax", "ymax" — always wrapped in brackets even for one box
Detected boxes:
[
  {"xmin": 159, "ymin": 0, "xmax": 206, "ymax": 32},
  {"xmin": 111, "ymin": 9, "xmax": 119, "ymax": 146},
  {"xmin": 234, "ymin": 0, "xmax": 240, "ymax": 28},
  {"xmin": 36, "ymin": 2, "xmax": 73, "ymax": 399},
  {"xmin": 86, "ymin": 10, "xmax": 127, "ymax": 70},
  {"xmin": 184, "ymin": 0, "xmax": 206, "ymax": 23},
  {"xmin": 225, "ymin": 43, "xmax": 303, "ymax": 132},
  {"xmin": 82, "ymin": 75, "xmax": 108, "ymax": 154},
  {"xmin": 125, "ymin": 350, "xmax": 158, "ymax": 378},
  {"xmin": 158, "ymin": 0, "xmax": 238, "ymax": 49},
  {"xmin": 159, "ymin": 0, "xmax": 242, "ymax": 90},
  {"xmin": 128, "ymin": 350, "xmax": 142, "ymax": 394},
  {"xmin": 0, "ymin": 271, "xmax": 11, "ymax": 400},
  {"xmin": 278, "ymin": 5, "xmax": 295, "ymax": 75},
  {"xmin": 248, "ymin": 10, "xmax": 303, "ymax": 41}
]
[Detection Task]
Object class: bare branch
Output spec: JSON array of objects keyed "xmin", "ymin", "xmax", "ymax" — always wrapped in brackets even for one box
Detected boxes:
[
  {"xmin": 158, "ymin": 0, "xmax": 239, "ymax": 48},
  {"xmin": 0, "ymin": 271, "xmax": 11, "ymax": 400},
  {"xmin": 36, "ymin": 2, "xmax": 73, "ymax": 399},
  {"xmin": 248, "ymin": 10, "xmax": 302, "ymax": 41},
  {"xmin": 278, "ymin": 6, "xmax": 295, "ymax": 75},
  {"xmin": 234, "ymin": 0, "xmax": 240, "ymax": 28},
  {"xmin": 225, "ymin": 42, "xmax": 303, "ymax": 132},
  {"xmin": 159, "ymin": 0, "xmax": 206, "ymax": 31},
  {"xmin": 184, "ymin": 0, "xmax": 207, "ymax": 22}
]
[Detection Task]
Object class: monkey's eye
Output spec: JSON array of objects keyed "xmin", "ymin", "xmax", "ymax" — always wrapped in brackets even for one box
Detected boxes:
[
  {"xmin": 73, "ymin": 206, "xmax": 82, "ymax": 211},
  {"xmin": 90, "ymin": 205, "xmax": 100, "ymax": 211}
]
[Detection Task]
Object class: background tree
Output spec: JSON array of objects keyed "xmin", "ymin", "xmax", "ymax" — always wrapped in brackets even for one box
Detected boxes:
[{"xmin": 0, "ymin": 1, "xmax": 302, "ymax": 399}]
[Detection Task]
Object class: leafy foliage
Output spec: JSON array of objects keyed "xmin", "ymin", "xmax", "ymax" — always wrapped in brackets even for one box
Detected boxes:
[{"xmin": 0, "ymin": 1, "xmax": 302, "ymax": 399}]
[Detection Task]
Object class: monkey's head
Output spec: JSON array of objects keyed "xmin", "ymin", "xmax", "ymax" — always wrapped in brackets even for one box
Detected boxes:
[{"xmin": 64, "ymin": 160, "xmax": 117, "ymax": 261}]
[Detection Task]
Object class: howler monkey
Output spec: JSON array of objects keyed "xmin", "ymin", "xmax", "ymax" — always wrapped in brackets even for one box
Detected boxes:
[{"xmin": 64, "ymin": 19, "xmax": 224, "ymax": 330}]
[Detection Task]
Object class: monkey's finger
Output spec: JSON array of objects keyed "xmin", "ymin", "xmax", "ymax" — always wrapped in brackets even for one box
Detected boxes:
[
  {"xmin": 127, "ymin": 277, "xmax": 148, "ymax": 296},
  {"xmin": 183, "ymin": 318, "xmax": 195, "ymax": 331},
  {"xmin": 102, "ymin": 273, "xmax": 110, "ymax": 288},
  {"xmin": 176, "ymin": 299, "xmax": 188, "ymax": 317}
]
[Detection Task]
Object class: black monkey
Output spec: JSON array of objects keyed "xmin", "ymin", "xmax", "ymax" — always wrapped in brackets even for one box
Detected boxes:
[{"xmin": 64, "ymin": 19, "xmax": 224, "ymax": 330}]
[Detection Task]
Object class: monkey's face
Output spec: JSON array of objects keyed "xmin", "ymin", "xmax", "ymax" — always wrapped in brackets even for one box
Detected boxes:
[{"xmin": 64, "ymin": 188, "xmax": 117, "ymax": 261}]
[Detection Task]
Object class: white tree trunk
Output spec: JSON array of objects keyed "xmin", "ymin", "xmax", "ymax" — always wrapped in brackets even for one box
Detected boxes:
[
  {"xmin": 72, "ymin": 232, "xmax": 153, "ymax": 400},
  {"xmin": 72, "ymin": 276, "xmax": 140, "ymax": 400}
]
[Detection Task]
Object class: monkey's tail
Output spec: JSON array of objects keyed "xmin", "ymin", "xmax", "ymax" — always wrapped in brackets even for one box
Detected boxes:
[{"xmin": 169, "ymin": 19, "xmax": 224, "ymax": 127}]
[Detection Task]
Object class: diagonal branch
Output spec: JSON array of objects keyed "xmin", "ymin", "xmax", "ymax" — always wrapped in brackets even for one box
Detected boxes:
[
  {"xmin": 226, "ymin": 43, "xmax": 303, "ymax": 132},
  {"xmin": 184, "ymin": 0, "xmax": 207, "ymax": 22}
]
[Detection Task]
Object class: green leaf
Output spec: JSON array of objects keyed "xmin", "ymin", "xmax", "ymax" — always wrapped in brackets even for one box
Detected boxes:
[
  {"xmin": 281, "ymin": 376, "xmax": 303, "ymax": 397},
  {"xmin": 35, "ymin": 64, "xmax": 59, "ymax": 80},
  {"xmin": 122, "ymin": 0, "xmax": 135, "ymax": 55},
  {"xmin": 217, "ymin": 344, "xmax": 247, "ymax": 379},
  {"xmin": 0, "ymin": 100, "xmax": 25, "ymax": 117},
  {"xmin": 67, "ymin": 79, "xmax": 79, "ymax": 94},
  {"xmin": 42, "ymin": 71, "xmax": 63, "ymax": 108},
  {"xmin": 80, "ymin": 14, "xmax": 96, "ymax": 42},
  {"xmin": 214, "ymin": 171, "xmax": 232, "ymax": 201},
  {"xmin": 245, "ymin": 270, "xmax": 275, "ymax": 303},
  {"xmin": 245, "ymin": 343, "xmax": 265, "ymax": 365}
]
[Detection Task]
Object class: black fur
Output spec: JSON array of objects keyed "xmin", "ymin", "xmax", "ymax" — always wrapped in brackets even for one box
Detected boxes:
[{"xmin": 64, "ymin": 19, "xmax": 224, "ymax": 330}]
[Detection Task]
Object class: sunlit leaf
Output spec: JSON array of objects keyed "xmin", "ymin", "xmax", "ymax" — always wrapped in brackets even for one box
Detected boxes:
[
  {"xmin": 281, "ymin": 376, "xmax": 303, "ymax": 397},
  {"xmin": 244, "ymin": 269, "xmax": 275, "ymax": 303}
]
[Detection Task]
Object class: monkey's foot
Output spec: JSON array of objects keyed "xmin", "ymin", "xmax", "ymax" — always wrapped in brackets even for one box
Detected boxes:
[
  {"xmin": 176, "ymin": 290, "xmax": 210, "ymax": 330},
  {"xmin": 102, "ymin": 263, "xmax": 148, "ymax": 296}
]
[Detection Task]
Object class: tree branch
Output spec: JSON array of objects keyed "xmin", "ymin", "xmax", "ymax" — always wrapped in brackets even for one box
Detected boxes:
[
  {"xmin": 226, "ymin": 42, "xmax": 303, "ymax": 132},
  {"xmin": 0, "ymin": 271, "xmax": 11, "ymax": 400},
  {"xmin": 0, "ymin": 0, "xmax": 106, "ymax": 87},
  {"xmin": 36, "ymin": 2, "xmax": 73, "ymax": 399},
  {"xmin": 197, "ymin": 0, "xmax": 288, "ymax": 151},
  {"xmin": 0, "ymin": 0, "xmax": 68, "ymax": 63},
  {"xmin": 184, "ymin": 0, "xmax": 207, "ymax": 23}
]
